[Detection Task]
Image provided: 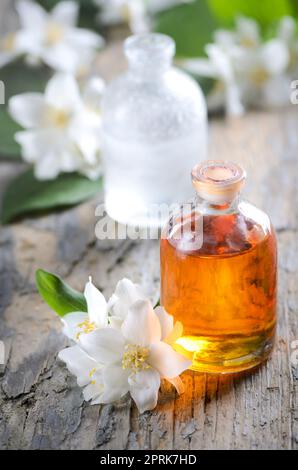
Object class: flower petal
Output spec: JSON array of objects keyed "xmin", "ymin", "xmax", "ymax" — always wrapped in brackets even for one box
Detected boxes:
[
  {"xmin": 166, "ymin": 376, "xmax": 185, "ymax": 395},
  {"xmin": 165, "ymin": 321, "xmax": 184, "ymax": 345},
  {"xmin": 109, "ymin": 316, "xmax": 123, "ymax": 330},
  {"xmin": 129, "ymin": 368, "xmax": 160, "ymax": 413},
  {"xmin": 9, "ymin": 93, "xmax": 46, "ymax": 128},
  {"xmin": 111, "ymin": 278, "xmax": 145, "ymax": 320},
  {"xmin": 42, "ymin": 42, "xmax": 82, "ymax": 74},
  {"xmin": 148, "ymin": 341, "xmax": 191, "ymax": 379},
  {"xmin": 225, "ymin": 83, "xmax": 245, "ymax": 117},
  {"xmin": 66, "ymin": 28, "xmax": 104, "ymax": 49},
  {"xmin": 34, "ymin": 150, "xmax": 63, "ymax": 180},
  {"xmin": 154, "ymin": 306, "xmax": 173, "ymax": 340},
  {"xmin": 83, "ymin": 77, "xmax": 105, "ymax": 112},
  {"xmin": 121, "ymin": 299, "xmax": 161, "ymax": 347},
  {"xmin": 84, "ymin": 278, "xmax": 108, "ymax": 328},
  {"xmin": 236, "ymin": 15, "xmax": 260, "ymax": 47},
  {"xmin": 52, "ymin": 1, "xmax": 79, "ymax": 27},
  {"xmin": 14, "ymin": 129, "xmax": 67, "ymax": 180},
  {"xmin": 206, "ymin": 44, "xmax": 234, "ymax": 82},
  {"xmin": 278, "ymin": 16, "xmax": 296, "ymax": 42},
  {"xmin": 261, "ymin": 39, "xmax": 289, "ymax": 76},
  {"xmin": 61, "ymin": 311, "xmax": 88, "ymax": 341},
  {"xmin": 79, "ymin": 328, "xmax": 125, "ymax": 364},
  {"xmin": 102, "ymin": 362, "xmax": 130, "ymax": 401},
  {"xmin": 58, "ymin": 345, "xmax": 99, "ymax": 387},
  {"xmin": 83, "ymin": 369, "xmax": 104, "ymax": 402},
  {"xmin": 16, "ymin": 0, "xmax": 47, "ymax": 29},
  {"xmin": 14, "ymin": 129, "xmax": 46, "ymax": 163},
  {"xmin": 44, "ymin": 72, "xmax": 82, "ymax": 109},
  {"xmin": 83, "ymin": 381, "xmax": 104, "ymax": 403},
  {"xmin": 181, "ymin": 58, "xmax": 218, "ymax": 78}
]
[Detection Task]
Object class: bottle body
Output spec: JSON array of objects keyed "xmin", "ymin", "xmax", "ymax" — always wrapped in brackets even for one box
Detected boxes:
[
  {"xmin": 102, "ymin": 34, "xmax": 207, "ymax": 227},
  {"xmin": 160, "ymin": 163, "xmax": 277, "ymax": 374}
]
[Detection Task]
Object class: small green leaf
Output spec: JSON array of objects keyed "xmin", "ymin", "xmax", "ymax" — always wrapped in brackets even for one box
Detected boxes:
[
  {"xmin": 36, "ymin": 269, "xmax": 87, "ymax": 317},
  {"xmin": 207, "ymin": 0, "xmax": 293, "ymax": 28},
  {"xmin": 1, "ymin": 168, "xmax": 102, "ymax": 223},
  {"xmin": 155, "ymin": 0, "xmax": 218, "ymax": 58}
]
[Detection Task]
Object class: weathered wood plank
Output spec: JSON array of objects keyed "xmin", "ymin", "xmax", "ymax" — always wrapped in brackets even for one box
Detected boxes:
[{"xmin": 0, "ymin": 1, "xmax": 297, "ymax": 450}]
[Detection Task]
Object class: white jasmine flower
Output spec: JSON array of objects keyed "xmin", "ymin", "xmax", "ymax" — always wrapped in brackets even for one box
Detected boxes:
[
  {"xmin": 214, "ymin": 16, "xmax": 261, "ymax": 50},
  {"xmin": 182, "ymin": 44, "xmax": 244, "ymax": 116},
  {"xmin": 238, "ymin": 38, "xmax": 290, "ymax": 108},
  {"xmin": 58, "ymin": 345, "xmax": 105, "ymax": 404},
  {"xmin": 0, "ymin": 0, "xmax": 104, "ymax": 73},
  {"xmin": 181, "ymin": 15, "xmax": 294, "ymax": 115},
  {"xmin": 62, "ymin": 277, "xmax": 144, "ymax": 340},
  {"xmin": 9, "ymin": 73, "xmax": 105, "ymax": 180},
  {"xmin": 79, "ymin": 299, "xmax": 191, "ymax": 412},
  {"xmin": 62, "ymin": 277, "xmax": 109, "ymax": 342},
  {"xmin": 0, "ymin": 31, "xmax": 25, "ymax": 68},
  {"xmin": 94, "ymin": 0, "xmax": 193, "ymax": 33}
]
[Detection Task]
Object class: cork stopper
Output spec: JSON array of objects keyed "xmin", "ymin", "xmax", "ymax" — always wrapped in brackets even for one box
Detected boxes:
[{"xmin": 192, "ymin": 160, "xmax": 246, "ymax": 204}]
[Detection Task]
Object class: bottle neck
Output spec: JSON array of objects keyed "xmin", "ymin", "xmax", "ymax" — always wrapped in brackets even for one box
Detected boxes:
[
  {"xmin": 124, "ymin": 33, "xmax": 175, "ymax": 81},
  {"xmin": 195, "ymin": 193, "xmax": 241, "ymax": 215},
  {"xmin": 128, "ymin": 59, "xmax": 171, "ymax": 79}
]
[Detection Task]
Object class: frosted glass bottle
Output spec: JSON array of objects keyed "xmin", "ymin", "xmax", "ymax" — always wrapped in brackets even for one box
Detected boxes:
[{"xmin": 102, "ymin": 33, "xmax": 207, "ymax": 227}]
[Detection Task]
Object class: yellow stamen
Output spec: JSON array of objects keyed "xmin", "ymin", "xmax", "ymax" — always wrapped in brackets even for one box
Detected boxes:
[
  {"xmin": 249, "ymin": 67, "xmax": 270, "ymax": 87},
  {"xmin": 76, "ymin": 320, "xmax": 96, "ymax": 340},
  {"xmin": 1, "ymin": 32, "xmax": 16, "ymax": 52},
  {"xmin": 121, "ymin": 5, "xmax": 131, "ymax": 23},
  {"xmin": 47, "ymin": 108, "xmax": 71, "ymax": 129},
  {"xmin": 89, "ymin": 368, "xmax": 97, "ymax": 385},
  {"xmin": 240, "ymin": 37, "xmax": 257, "ymax": 49},
  {"xmin": 89, "ymin": 368, "xmax": 97, "ymax": 378},
  {"xmin": 45, "ymin": 23, "xmax": 64, "ymax": 46},
  {"xmin": 122, "ymin": 344, "xmax": 150, "ymax": 373}
]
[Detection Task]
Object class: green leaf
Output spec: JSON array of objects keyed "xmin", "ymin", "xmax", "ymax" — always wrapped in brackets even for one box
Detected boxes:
[
  {"xmin": 0, "ymin": 109, "xmax": 22, "ymax": 159},
  {"xmin": 36, "ymin": 269, "xmax": 87, "ymax": 317},
  {"xmin": 1, "ymin": 168, "xmax": 102, "ymax": 223},
  {"xmin": 155, "ymin": 0, "xmax": 218, "ymax": 57},
  {"xmin": 207, "ymin": 0, "xmax": 293, "ymax": 28},
  {"xmin": 0, "ymin": 61, "xmax": 50, "ymax": 98}
]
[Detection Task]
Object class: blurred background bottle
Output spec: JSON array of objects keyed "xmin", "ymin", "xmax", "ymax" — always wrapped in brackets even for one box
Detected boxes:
[{"xmin": 102, "ymin": 33, "xmax": 207, "ymax": 227}]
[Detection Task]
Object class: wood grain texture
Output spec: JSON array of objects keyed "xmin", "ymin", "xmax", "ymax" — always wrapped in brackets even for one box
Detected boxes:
[{"xmin": 0, "ymin": 3, "xmax": 297, "ymax": 451}]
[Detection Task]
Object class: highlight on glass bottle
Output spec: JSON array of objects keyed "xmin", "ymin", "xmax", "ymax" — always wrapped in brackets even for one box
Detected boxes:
[{"xmin": 160, "ymin": 160, "xmax": 277, "ymax": 374}]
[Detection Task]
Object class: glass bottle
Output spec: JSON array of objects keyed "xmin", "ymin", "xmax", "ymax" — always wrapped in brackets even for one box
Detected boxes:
[
  {"xmin": 102, "ymin": 33, "xmax": 207, "ymax": 227},
  {"xmin": 160, "ymin": 160, "xmax": 277, "ymax": 374}
]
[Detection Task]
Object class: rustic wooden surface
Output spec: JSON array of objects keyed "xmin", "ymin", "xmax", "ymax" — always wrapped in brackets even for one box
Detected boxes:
[{"xmin": 0, "ymin": 2, "xmax": 298, "ymax": 450}]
